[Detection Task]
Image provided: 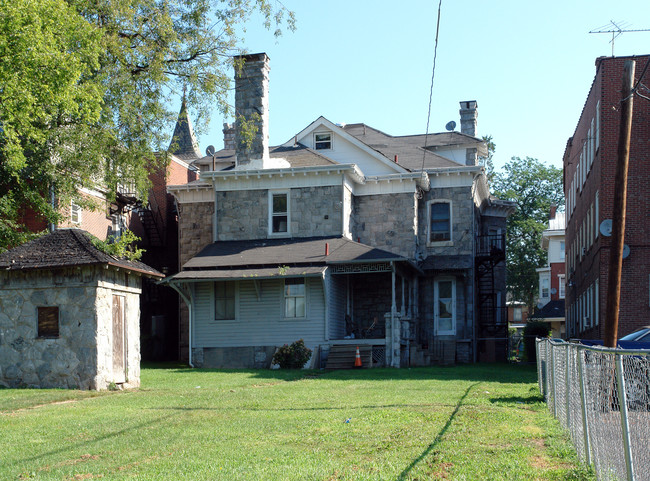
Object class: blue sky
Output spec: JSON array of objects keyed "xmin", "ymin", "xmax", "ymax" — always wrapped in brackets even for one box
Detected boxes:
[{"xmin": 194, "ymin": 0, "xmax": 650, "ymax": 171}]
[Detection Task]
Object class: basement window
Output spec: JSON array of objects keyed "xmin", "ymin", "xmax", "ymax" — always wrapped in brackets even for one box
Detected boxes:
[
  {"xmin": 37, "ymin": 306, "xmax": 59, "ymax": 338},
  {"xmin": 314, "ymin": 132, "xmax": 332, "ymax": 150}
]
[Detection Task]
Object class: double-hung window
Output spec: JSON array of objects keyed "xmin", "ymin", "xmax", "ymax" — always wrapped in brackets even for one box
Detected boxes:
[
  {"xmin": 434, "ymin": 278, "xmax": 456, "ymax": 335},
  {"xmin": 284, "ymin": 278, "xmax": 306, "ymax": 318},
  {"xmin": 269, "ymin": 191, "xmax": 289, "ymax": 236},
  {"xmin": 71, "ymin": 201, "xmax": 82, "ymax": 224},
  {"xmin": 428, "ymin": 200, "xmax": 452, "ymax": 244},
  {"xmin": 314, "ymin": 132, "xmax": 332, "ymax": 150},
  {"xmin": 214, "ymin": 282, "xmax": 236, "ymax": 320}
]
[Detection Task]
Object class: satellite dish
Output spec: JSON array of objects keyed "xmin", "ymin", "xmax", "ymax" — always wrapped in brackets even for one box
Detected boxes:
[
  {"xmin": 551, "ymin": 288, "xmax": 557, "ymax": 295},
  {"xmin": 445, "ymin": 121, "xmax": 456, "ymax": 131},
  {"xmin": 623, "ymin": 244, "xmax": 630, "ymax": 259},
  {"xmin": 205, "ymin": 145, "xmax": 216, "ymax": 156},
  {"xmin": 599, "ymin": 219, "xmax": 612, "ymax": 237}
]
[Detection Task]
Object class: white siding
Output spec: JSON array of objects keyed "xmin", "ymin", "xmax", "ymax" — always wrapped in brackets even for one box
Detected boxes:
[
  {"xmin": 327, "ymin": 274, "xmax": 347, "ymax": 340},
  {"xmin": 192, "ymin": 278, "xmax": 326, "ymax": 348}
]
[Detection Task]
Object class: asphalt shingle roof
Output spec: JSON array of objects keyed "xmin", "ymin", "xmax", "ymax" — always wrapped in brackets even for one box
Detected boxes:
[
  {"xmin": 0, "ymin": 229, "xmax": 163, "ymax": 277},
  {"xmin": 182, "ymin": 236, "xmax": 405, "ymax": 270},
  {"xmin": 531, "ymin": 300, "xmax": 566, "ymax": 320},
  {"xmin": 192, "ymin": 144, "xmax": 336, "ymax": 170}
]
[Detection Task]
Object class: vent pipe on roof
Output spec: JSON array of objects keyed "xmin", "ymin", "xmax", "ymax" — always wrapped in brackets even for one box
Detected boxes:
[
  {"xmin": 394, "ymin": 155, "xmax": 399, "ymax": 163},
  {"xmin": 325, "ymin": 242, "xmax": 330, "ymax": 256}
]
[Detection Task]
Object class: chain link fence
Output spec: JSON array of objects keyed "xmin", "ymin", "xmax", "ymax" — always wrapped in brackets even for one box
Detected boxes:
[{"xmin": 537, "ymin": 338, "xmax": 650, "ymax": 481}]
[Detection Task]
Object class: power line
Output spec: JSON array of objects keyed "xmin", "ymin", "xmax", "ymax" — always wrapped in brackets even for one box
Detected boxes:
[{"xmin": 421, "ymin": 0, "xmax": 443, "ymax": 173}]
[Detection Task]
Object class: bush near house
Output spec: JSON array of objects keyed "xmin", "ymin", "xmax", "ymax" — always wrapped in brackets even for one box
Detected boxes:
[{"xmin": 272, "ymin": 339, "xmax": 312, "ymax": 368}]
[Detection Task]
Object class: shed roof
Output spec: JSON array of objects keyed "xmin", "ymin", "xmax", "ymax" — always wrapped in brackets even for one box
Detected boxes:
[{"xmin": 0, "ymin": 229, "xmax": 163, "ymax": 278}]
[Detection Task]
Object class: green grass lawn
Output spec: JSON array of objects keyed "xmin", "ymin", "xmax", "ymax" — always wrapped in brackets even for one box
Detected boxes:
[{"xmin": 0, "ymin": 364, "xmax": 593, "ymax": 480}]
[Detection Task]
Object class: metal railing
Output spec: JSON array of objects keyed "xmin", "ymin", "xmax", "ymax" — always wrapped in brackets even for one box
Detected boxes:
[{"xmin": 537, "ymin": 338, "xmax": 650, "ymax": 481}]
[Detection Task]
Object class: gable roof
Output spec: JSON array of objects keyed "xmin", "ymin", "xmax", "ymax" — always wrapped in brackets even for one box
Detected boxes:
[
  {"xmin": 342, "ymin": 124, "xmax": 487, "ymax": 171},
  {"xmin": 182, "ymin": 236, "xmax": 406, "ymax": 270},
  {"xmin": 284, "ymin": 116, "xmax": 410, "ymax": 174},
  {"xmin": 0, "ymin": 229, "xmax": 163, "ymax": 277}
]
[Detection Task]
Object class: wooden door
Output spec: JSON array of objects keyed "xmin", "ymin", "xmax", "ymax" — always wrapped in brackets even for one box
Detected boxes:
[{"xmin": 112, "ymin": 295, "xmax": 126, "ymax": 383}]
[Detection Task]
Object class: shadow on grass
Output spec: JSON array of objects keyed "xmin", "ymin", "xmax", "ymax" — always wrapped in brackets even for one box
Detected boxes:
[
  {"xmin": 397, "ymin": 382, "xmax": 479, "ymax": 480},
  {"xmin": 156, "ymin": 363, "xmax": 538, "ymax": 384},
  {"xmin": 489, "ymin": 393, "xmax": 545, "ymax": 405},
  {"xmin": 7, "ymin": 413, "xmax": 176, "ymax": 468}
]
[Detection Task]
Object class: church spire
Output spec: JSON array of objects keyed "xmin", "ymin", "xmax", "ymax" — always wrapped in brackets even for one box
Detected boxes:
[{"xmin": 169, "ymin": 91, "xmax": 201, "ymax": 158}]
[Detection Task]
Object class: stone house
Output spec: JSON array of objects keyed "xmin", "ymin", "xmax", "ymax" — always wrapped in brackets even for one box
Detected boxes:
[
  {"xmin": 165, "ymin": 53, "xmax": 515, "ymax": 368},
  {"xmin": 0, "ymin": 229, "xmax": 163, "ymax": 389}
]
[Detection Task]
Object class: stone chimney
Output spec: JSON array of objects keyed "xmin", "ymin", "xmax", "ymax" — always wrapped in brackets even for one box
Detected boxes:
[
  {"xmin": 234, "ymin": 53, "xmax": 270, "ymax": 169},
  {"xmin": 459, "ymin": 100, "xmax": 478, "ymax": 166},
  {"xmin": 459, "ymin": 100, "xmax": 478, "ymax": 137},
  {"xmin": 223, "ymin": 123, "xmax": 236, "ymax": 150}
]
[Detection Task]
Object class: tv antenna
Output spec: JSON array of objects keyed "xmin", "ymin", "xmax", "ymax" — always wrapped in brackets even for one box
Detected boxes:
[{"xmin": 589, "ymin": 21, "xmax": 650, "ymax": 56}]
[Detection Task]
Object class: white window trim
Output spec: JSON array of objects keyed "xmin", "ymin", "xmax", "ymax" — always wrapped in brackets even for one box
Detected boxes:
[
  {"xmin": 213, "ymin": 280, "xmax": 238, "ymax": 321},
  {"xmin": 71, "ymin": 201, "xmax": 82, "ymax": 224},
  {"xmin": 540, "ymin": 275, "xmax": 550, "ymax": 300},
  {"xmin": 434, "ymin": 277, "xmax": 456, "ymax": 336},
  {"xmin": 313, "ymin": 131, "xmax": 332, "ymax": 150},
  {"xmin": 283, "ymin": 277, "xmax": 307, "ymax": 319},
  {"xmin": 268, "ymin": 190, "xmax": 290, "ymax": 238},
  {"xmin": 427, "ymin": 199, "xmax": 453, "ymax": 247},
  {"xmin": 558, "ymin": 275, "xmax": 566, "ymax": 299}
]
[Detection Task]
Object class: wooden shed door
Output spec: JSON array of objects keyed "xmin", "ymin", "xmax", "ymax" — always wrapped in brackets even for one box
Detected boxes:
[{"xmin": 112, "ymin": 295, "xmax": 127, "ymax": 383}]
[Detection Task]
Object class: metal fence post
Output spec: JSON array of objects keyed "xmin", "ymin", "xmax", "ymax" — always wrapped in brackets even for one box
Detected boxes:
[
  {"xmin": 615, "ymin": 353, "xmax": 635, "ymax": 481},
  {"xmin": 551, "ymin": 342, "xmax": 557, "ymax": 417},
  {"xmin": 577, "ymin": 346, "xmax": 591, "ymax": 466},
  {"xmin": 565, "ymin": 343, "xmax": 571, "ymax": 429}
]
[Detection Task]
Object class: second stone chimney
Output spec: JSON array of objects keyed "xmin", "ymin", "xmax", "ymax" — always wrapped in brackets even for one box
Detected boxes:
[
  {"xmin": 459, "ymin": 100, "xmax": 478, "ymax": 137},
  {"xmin": 223, "ymin": 123, "xmax": 236, "ymax": 150},
  {"xmin": 234, "ymin": 53, "xmax": 270, "ymax": 169}
]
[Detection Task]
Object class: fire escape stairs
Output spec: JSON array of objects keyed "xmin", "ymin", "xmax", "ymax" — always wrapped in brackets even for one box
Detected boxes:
[{"xmin": 138, "ymin": 206, "xmax": 164, "ymax": 247}]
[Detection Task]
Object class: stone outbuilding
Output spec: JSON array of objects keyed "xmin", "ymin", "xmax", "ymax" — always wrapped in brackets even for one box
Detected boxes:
[{"xmin": 0, "ymin": 229, "xmax": 163, "ymax": 390}]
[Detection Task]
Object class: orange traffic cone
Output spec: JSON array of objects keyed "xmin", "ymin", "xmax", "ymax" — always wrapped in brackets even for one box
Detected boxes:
[{"xmin": 354, "ymin": 346, "xmax": 362, "ymax": 368}]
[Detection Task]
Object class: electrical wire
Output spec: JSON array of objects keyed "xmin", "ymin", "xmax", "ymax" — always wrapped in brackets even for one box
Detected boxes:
[{"xmin": 420, "ymin": 0, "xmax": 443, "ymax": 173}]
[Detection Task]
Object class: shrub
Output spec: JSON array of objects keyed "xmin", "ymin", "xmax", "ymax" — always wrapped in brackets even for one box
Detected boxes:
[
  {"xmin": 272, "ymin": 339, "xmax": 312, "ymax": 369},
  {"xmin": 523, "ymin": 321, "xmax": 551, "ymax": 363}
]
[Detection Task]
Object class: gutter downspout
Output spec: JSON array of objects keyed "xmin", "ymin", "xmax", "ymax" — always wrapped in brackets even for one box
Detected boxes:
[
  {"xmin": 168, "ymin": 280, "xmax": 195, "ymax": 367},
  {"xmin": 471, "ymin": 171, "xmax": 482, "ymax": 364}
]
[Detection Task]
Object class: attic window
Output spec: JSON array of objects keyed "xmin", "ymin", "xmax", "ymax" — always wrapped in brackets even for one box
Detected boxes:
[
  {"xmin": 38, "ymin": 306, "xmax": 59, "ymax": 338},
  {"xmin": 314, "ymin": 132, "xmax": 332, "ymax": 150}
]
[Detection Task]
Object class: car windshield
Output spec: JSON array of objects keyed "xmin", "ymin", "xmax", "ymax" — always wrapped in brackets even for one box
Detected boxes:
[{"xmin": 619, "ymin": 328, "xmax": 650, "ymax": 341}]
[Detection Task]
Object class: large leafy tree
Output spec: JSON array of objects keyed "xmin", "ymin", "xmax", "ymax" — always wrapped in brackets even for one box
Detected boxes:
[
  {"xmin": 491, "ymin": 157, "xmax": 565, "ymax": 310},
  {"xmin": 0, "ymin": 0, "xmax": 294, "ymax": 250}
]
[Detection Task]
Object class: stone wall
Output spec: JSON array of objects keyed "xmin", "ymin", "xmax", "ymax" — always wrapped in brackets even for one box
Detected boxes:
[
  {"xmin": 418, "ymin": 186, "xmax": 474, "ymax": 257},
  {"xmin": 216, "ymin": 186, "xmax": 343, "ymax": 241},
  {"xmin": 353, "ymin": 192, "xmax": 417, "ymax": 259},
  {"xmin": 178, "ymin": 201, "xmax": 214, "ymax": 266},
  {"xmin": 0, "ymin": 266, "xmax": 142, "ymax": 390}
]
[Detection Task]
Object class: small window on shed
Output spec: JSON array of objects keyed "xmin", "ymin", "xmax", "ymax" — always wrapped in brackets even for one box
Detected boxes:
[
  {"xmin": 314, "ymin": 132, "xmax": 332, "ymax": 150},
  {"xmin": 38, "ymin": 306, "xmax": 59, "ymax": 338}
]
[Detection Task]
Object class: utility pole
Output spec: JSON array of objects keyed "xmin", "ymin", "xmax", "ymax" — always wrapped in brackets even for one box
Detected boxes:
[{"xmin": 604, "ymin": 60, "xmax": 635, "ymax": 348}]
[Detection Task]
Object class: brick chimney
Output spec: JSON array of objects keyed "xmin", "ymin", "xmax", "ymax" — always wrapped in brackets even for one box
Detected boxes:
[
  {"xmin": 549, "ymin": 205, "xmax": 557, "ymax": 220},
  {"xmin": 459, "ymin": 100, "xmax": 478, "ymax": 166},
  {"xmin": 234, "ymin": 53, "xmax": 270, "ymax": 169},
  {"xmin": 223, "ymin": 123, "xmax": 236, "ymax": 150}
]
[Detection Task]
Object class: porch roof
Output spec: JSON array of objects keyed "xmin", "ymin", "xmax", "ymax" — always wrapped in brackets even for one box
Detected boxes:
[
  {"xmin": 165, "ymin": 266, "xmax": 326, "ymax": 282},
  {"xmin": 182, "ymin": 236, "xmax": 407, "ymax": 270}
]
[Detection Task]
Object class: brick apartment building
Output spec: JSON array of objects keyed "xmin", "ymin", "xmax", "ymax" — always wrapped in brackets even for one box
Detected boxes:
[{"xmin": 564, "ymin": 55, "xmax": 650, "ymax": 339}]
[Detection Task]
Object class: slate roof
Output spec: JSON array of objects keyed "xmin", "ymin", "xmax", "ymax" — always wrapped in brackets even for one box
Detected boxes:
[
  {"xmin": 168, "ymin": 96, "xmax": 202, "ymax": 159},
  {"xmin": 0, "ymin": 229, "xmax": 163, "ymax": 277},
  {"xmin": 182, "ymin": 236, "xmax": 406, "ymax": 271},
  {"xmin": 342, "ymin": 123, "xmax": 486, "ymax": 171},
  {"xmin": 192, "ymin": 144, "xmax": 336, "ymax": 170},
  {"xmin": 530, "ymin": 300, "xmax": 566, "ymax": 320}
]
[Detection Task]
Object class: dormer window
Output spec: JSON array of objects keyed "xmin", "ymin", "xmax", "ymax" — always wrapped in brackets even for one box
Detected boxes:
[{"xmin": 314, "ymin": 132, "xmax": 332, "ymax": 150}]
